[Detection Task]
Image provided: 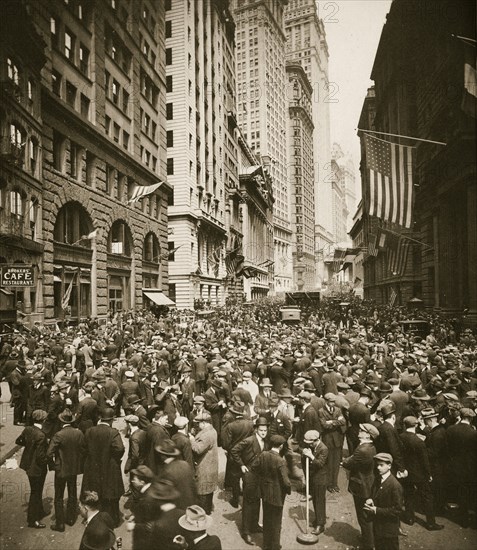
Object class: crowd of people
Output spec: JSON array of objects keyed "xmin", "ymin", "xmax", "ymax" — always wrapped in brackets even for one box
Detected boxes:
[{"xmin": 0, "ymin": 297, "xmax": 476, "ymax": 550}]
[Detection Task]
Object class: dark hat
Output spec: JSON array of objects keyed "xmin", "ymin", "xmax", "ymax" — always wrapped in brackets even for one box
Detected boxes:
[
  {"xmin": 130, "ymin": 465, "xmax": 155, "ymax": 481},
  {"xmin": 380, "ymin": 402, "xmax": 396, "ymax": 416},
  {"xmin": 211, "ymin": 379, "xmax": 223, "ymax": 390},
  {"xmin": 148, "ymin": 480, "xmax": 180, "ymax": 502},
  {"xmin": 388, "ymin": 378, "xmax": 399, "ymax": 386},
  {"xmin": 374, "ymin": 452, "xmax": 393, "ymax": 464},
  {"xmin": 270, "ymin": 435, "xmax": 286, "ymax": 447},
  {"xmin": 229, "ymin": 401, "xmax": 245, "ymax": 416},
  {"xmin": 337, "ymin": 382, "xmax": 350, "ymax": 391},
  {"xmin": 57, "ymin": 381, "xmax": 69, "ymax": 390},
  {"xmin": 412, "ymin": 389, "xmax": 430, "ymax": 401},
  {"xmin": 298, "ymin": 390, "xmax": 312, "ymax": 400},
  {"xmin": 255, "ymin": 416, "xmax": 269, "ymax": 427},
  {"xmin": 359, "ymin": 387, "xmax": 372, "ymax": 398},
  {"xmin": 278, "ymin": 388, "xmax": 293, "ymax": 399},
  {"xmin": 58, "ymin": 408, "xmax": 74, "ymax": 424},
  {"xmin": 378, "ymin": 382, "xmax": 393, "ymax": 394},
  {"xmin": 83, "ymin": 382, "xmax": 95, "ymax": 392},
  {"xmin": 100, "ymin": 408, "xmax": 116, "ymax": 421},
  {"xmin": 445, "ymin": 376, "xmax": 461, "ymax": 388},
  {"xmin": 127, "ymin": 394, "xmax": 142, "ymax": 405},
  {"xmin": 81, "ymin": 523, "xmax": 116, "ymax": 550},
  {"xmin": 155, "ymin": 439, "xmax": 181, "ymax": 456}
]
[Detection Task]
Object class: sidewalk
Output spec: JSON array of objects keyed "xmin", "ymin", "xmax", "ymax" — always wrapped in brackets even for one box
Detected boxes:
[{"xmin": 0, "ymin": 382, "xmax": 22, "ymax": 465}]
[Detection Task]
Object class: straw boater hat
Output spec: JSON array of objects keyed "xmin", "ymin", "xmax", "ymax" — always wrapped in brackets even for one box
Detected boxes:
[{"xmin": 259, "ymin": 378, "xmax": 273, "ymax": 387}]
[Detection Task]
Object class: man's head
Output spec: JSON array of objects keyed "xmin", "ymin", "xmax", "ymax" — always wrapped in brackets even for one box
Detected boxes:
[
  {"xmin": 374, "ymin": 452, "xmax": 393, "ymax": 476},
  {"xmin": 255, "ymin": 417, "xmax": 268, "ymax": 439},
  {"xmin": 303, "ymin": 430, "xmax": 320, "ymax": 448},
  {"xmin": 358, "ymin": 423, "xmax": 379, "ymax": 442},
  {"xmin": 130, "ymin": 465, "xmax": 155, "ymax": 491},
  {"xmin": 79, "ymin": 491, "xmax": 100, "ymax": 518}
]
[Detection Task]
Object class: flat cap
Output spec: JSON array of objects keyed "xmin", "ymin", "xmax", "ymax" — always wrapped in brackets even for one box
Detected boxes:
[
  {"xmin": 303, "ymin": 430, "xmax": 320, "ymax": 441},
  {"xmin": 193, "ymin": 395, "xmax": 205, "ymax": 403},
  {"xmin": 460, "ymin": 407, "xmax": 476, "ymax": 418},
  {"xmin": 324, "ymin": 392, "xmax": 336, "ymax": 402},
  {"xmin": 403, "ymin": 416, "xmax": 418, "ymax": 428},
  {"xmin": 174, "ymin": 416, "xmax": 189, "ymax": 428},
  {"xmin": 374, "ymin": 452, "xmax": 393, "ymax": 464},
  {"xmin": 359, "ymin": 423, "xmax": 379, "ymax": 439},
  {"xmin": 270, "ymin": 435, "xmax": 286, "ymax": 447},
  {"xmin": 124, "ymin": 414, "xmax": 139, "ymax": 424},
  {"xmin": 298, "ymin": 390, "xmax": 312, "ymax": 400}
]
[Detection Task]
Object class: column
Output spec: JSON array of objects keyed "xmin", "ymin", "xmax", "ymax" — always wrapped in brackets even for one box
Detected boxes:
[
  {"xmin": 467, "ymin": 183, "xmax": 477, "ymax": 323},
  {"xmin": 91, "ymin": 237, "xmax": 97, "ymax": 317}
]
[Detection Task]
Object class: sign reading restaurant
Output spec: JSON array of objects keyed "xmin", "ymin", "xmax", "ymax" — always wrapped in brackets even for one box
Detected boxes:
[{"xmin": 1, "ymin": 266, "xmax": 35, "ymax": 287}]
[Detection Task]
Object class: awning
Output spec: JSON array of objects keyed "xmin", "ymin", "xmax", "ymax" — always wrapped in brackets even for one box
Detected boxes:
[{"xmin": 142, "ymin": 289, "xmax": 175, "ymax": 306}]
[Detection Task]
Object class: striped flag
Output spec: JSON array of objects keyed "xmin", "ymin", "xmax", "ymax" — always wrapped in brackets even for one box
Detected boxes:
[
  {"xmin": 61, "ymin": 272, "xmax": 76, "ymax": 310},
  {"xmin": 128, "ymin": 182, "xmax": 163, "ymax": 203},
  {"xmin": 387, "ymin": 233, "xmax": 411, "ymax": 277},
  {"xmin": 389, "ymin": 286, "xmax": 398, "ymax": 306},
  {"xmin": 333, "ymin": 249, "xmax": 347, "ymax": 273},
  {"xmin": 364, "ymin": 133, "xmax": 414, "ymax": 228},
  {"xmin": 368, "ymin": 234, "xmax": 378, "ymax": 256}
]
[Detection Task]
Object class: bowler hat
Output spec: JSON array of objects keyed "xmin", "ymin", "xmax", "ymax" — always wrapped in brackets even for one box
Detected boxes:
[
  {"xmin": 380, "ymin": 402, "xmax": 396, "ymax": 416},
  {"xmin": 255, "ymin": 416, "xmax": 269, "ymax": 427},
  {"xmin": 148, "ymin": 480, "xmax": 180, "ymax": 502},
  {"xmin": 127, "ymin": 394, "xmax": 142, "ymax": 405},
  {"xmin": 412, "ymin": 389, "xmax": 430, "ymax": 401},
  {"xmin": 58, "ymin": 409, "xmax": 74, "ymax": 424},
  {"xmin": 360, "ymin": 387, "xmax": 372, "ymax": 398},
  {"xmin": 100, "ymin": 408, "xmax": 116, "ymax": 421},
  {"xmin": 378, "ymin": 382, "xmax": 393, "ymax": 394},
  {"xmin": 229, "ymin": 401, "xmax": 245, "ymax": 416},
  {"xmin": 421, "ymin": 407, "xmax": 438, "ymax": 419},
  {"xmin": 130, "ymin": 465, "xmax": 155, "ymax": 481},
  {"xmin": 178, "ymin": 505, "xmax": 212, "ymax": 532}
]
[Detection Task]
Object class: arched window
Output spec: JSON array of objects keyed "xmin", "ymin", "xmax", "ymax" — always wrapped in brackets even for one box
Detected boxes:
[
  {"xmin": 108, "ymin": 220, "xmax": 132, "ymax": 256},
  {"xmin": 143, "ymin": 232, "xmax": 160, "ymax": 262},
  {"xmin": 10, "ymin": 190, "xmax": 23, "ymax": 218},
  {"xmin": 54, "ymin": 202, "xmax": 92, "ymax": 246}
]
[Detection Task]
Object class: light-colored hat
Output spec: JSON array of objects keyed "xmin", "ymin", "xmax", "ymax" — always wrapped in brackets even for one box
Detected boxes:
[
  {"xmin": 174, "ymin": 416, "xmax": 189, "ymax": 428},
  {"xmin": 374, "ymin": 452, "xmax": 393, "ymax": 464},
  {"xmin": 125, "ymin": 370, "xmax": 134, "ymax": 378},
  {"xmin": 303, "ymin": 430, "xmax": 320, "ymax": 441},
  {"xmin": 178, "ymin": 505, "xmax": 212, "ymax": 531},
  {"xmin": 359, "ymin": 423, "xmax": 379, "ymax": 439}
]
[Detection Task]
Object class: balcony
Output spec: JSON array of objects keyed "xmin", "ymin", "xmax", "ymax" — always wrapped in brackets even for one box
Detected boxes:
[
  {"xmin": 1, "ymin": 137, "xmax": 24, "ymax": 167},
  {"xmin": 1, "ymin": 80, "xmax": 22, "ymax": 102},
  {"xmin": 1, "ymin": 215, "xmax": 44, "ymax": 254}
]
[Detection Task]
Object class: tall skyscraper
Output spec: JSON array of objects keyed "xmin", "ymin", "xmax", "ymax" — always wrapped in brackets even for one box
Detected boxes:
[
  {"xmin": 285, "ymin": 0, "xmax": 332, "ymax": 287},
  {"xmin": 286, "ymin": 62, "xmax": 315, "ymax": 290},
  {"xmin": 165, "ymin": 0, "xmax": 237, "ymax": 309},
  {"xmin": 232, "ymin": 0, "xmax": 292, "ymax": 293}
]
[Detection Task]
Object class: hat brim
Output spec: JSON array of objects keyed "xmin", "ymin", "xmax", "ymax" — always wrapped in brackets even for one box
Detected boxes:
[
  {"xmin": 154, "ymin": 446, "xmax": 181, "ymax": 457},
  {"xmin": 178, "ymin": 514, "xmax": 213, "ymax": 531}
]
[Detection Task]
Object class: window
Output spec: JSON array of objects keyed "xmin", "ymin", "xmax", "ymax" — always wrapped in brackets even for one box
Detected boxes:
[
  {"xmin": 143, "ymin": 232, "xmax": 160, "ymax": 262},
  {"xmin": 10, "ymin": 124, "xmax": 22, "ymax": 147},
  {"xmin": 29, "ymin": 198, "xmax": 38, "ymax": 239},
  {"xmin": 27, "ymin": 79, "xmax": 34, "ymax": 101},
  {"xmin": 80, "ymin": 94, "xmax": 90, "ymax": 118},
  {"xmin": 166, "ymin": 48, "xmax": 172, "ymax": 65},
  {"xmin": 53, "ymin": 131, "xmax": 66, "ymax": 171},
  {"xmin": 66, "ymin": 81, "xmax": 77, "ymax": 107},
  {"xmin": 105, "ymin": 115, "xmax": 111, "ymax": 135},
  {"xmin": 70, "ymin": 142, "xmax": 79, "ymax": 178},
  {"xmin": 123, "ymin": 131, "xmax": 129, "ymax": 150},
  {"xmin": 167, "ymin": 158, "xmax": 174, "ymax": 175},
  {"xmin": 122, "ymin": 90, "xmax": 129, "ymax": 114},
  {"xmin": 50, "ymin": 17, "xmax": 59, "ymax": 49},
  {"xmin": 167, "ymin": 130, "xmax": 173, "ymax": 147},
  {"xmin": 165, "ymin": 20, "xmax": 172, "ymax": 38},
  {"xmin": 65, "ymin": 29, "xmax": 75, "ymax": 61},
  {"xmin": 143, "ymin": 112, "xmax": 150, "ymax": 134},
  {"xmin": 112, "ymin": 79, "xmax": 120, "ymax": 104},
  {"xmin": 10, "ymin": 191, "xmax": 23, "ymax": 218},
  {"xmin": 86, "ymin": 151, "xmax": 96, "ymax": 187},
  {"xmin": 166, "ymin": 103, "xmax": 173, "ymax": 120},
  {"xmin": 166, "ymin": 75, "xmax": 173, "ymax": 92},
  {"xmin": 165, "ymin": 0, "xmax": 171, "ymax": 10},
  {"xmin": 109, "ymin": 220, "xmax": 131, "ymax": 256},
  {"xmin": 29, "ymin": 139, "xmax": 38, "ymax": 175},
  {"xmin": 7, "ymin": 58, "xmax": 19, "ymax": 85},
  {"xmin": 105, "ymin": 164, "xmax": 115, "ymax": 195},
  {"xmin": 79, "ymin": 44, "xmax": 89, "ymax": 75},
  {"xmin": 113, "ymin": 122, "xmax": 120, "ymax": 143}
]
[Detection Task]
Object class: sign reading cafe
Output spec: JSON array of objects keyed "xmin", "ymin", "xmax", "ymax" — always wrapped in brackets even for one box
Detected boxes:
[{"xmin": 1, "ymin": 266, "xmax": 35, "ymax": 287}]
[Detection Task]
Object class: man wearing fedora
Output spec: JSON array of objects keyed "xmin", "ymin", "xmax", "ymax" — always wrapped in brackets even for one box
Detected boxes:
[
  {"xmin": 399, "ymin": 416, "xmax": 443, "ymax": 531},
  {"xmin": 203, "ymin": 379, "xmax": 227, "ymax": 446},
  {"xmin": 43, "ymin": 381, "xmax": 68, "ymax": 437},
  {"xmin": 16, "ymin": 409, "xmax": 49, "ymax": 529},
  {"xmin": 179, "ymin": 363, "xmax": 196, "ymax": 418},
  {"xmin": 125, "ymin": 394, "xmax": 149, "ymax": 430},
  {"xmin": 26, "ymin": 372, "xmax": 50, "ymax": 425},
  {"xmin": 342, "ymin": 423, "xmax": 378, "ymax": 550},
  {"xmin": 375, "ymin": 402, "xmax": 407, "ymax": 477},
  {"xmin": 256, "ymin": 434, "xmax": 291, "ymax": 550},
  {"xmin": 231, "ymin": 417, "xmax": 269, "ymax": 545},
  {"xmin": 176, "ymin": 505, "xmax": 222, "ymax": 550},
  {"xmin": 155, "ymin": 439, "xmax": 197, "ymax": 511},
  {"xmin": 82, "ymin": 408, "xmax": 125, "ymax": 527},
  {"xmin": 143, "ymin": 407, "xmax": 173, "ymax": 474},
  {"xmin": 221, "ymin": 401, "xmax": 255, "ymax": 507},
  {"xmin": 78, "ymin": 491, "xmax": 115, "ymax": 550},
  {"xmin": 123, "ymin": 414, "xmax": 147, "ymax": 496},
  {"xmin": 364, "ymin": 453, "xmax": 404, "ymax": 550},
  {"xmin": 254, "ymin": 378, "xmax": 278, "ymax": 420},
  {"xmin": 47, "ymin": 408, "xmax": 85, "ymax": 531},
  {"xmin": 347, "ymin": 387, "xmax": 372, "ymax": 454}
]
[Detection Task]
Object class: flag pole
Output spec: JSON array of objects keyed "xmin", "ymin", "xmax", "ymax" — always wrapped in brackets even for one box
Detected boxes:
[
  {"xmin": 357, "ymin": 128, "xmax": 446, "ymax": 146},
  {"xmin": 382, "ymin": 227, "xmax": 434, "ymax": 250}
]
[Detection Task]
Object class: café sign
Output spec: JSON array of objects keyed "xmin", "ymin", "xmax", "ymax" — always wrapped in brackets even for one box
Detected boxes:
[{"xmin": 1, "ymin": 266, "xmax": 35, "ymax": 287}]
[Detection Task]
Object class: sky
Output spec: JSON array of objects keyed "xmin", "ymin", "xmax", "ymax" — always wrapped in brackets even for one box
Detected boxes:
[{"xmin": 317, "ymin": 0, "xmax": 393, "ymax": 198}]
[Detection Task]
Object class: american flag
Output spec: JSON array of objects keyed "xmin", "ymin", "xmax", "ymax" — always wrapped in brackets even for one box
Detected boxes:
[
  {"xmin": 389, "ymin": 286, "xmax": 398, "ymax": 306},
  {"xmin": 368, "ymin": 234, "xmax": 378, "ymax": 256},
  {"xmin": 128, "ymin": 181, "xmax": 163, "ymax": 203},
  {"xmin": 387, "ymin": 233, "xmax": 411, "ymax": 277},
  {"xmin": 333, "ymin": 249, "xmax": 347, "ymax": 273},
  {"xmin": 364, "ymin": 134, "xmax": 414, "ymax": 228}
]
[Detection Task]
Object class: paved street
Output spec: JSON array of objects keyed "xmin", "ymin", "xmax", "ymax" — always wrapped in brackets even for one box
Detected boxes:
[{"xmin": 1, "ymin": 382, "xmax": 476, "ymax": 550}]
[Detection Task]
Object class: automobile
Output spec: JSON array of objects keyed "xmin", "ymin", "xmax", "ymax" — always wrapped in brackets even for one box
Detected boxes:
[
  {"xmin": 279, "ymin": 305, "xmax": 301, "ymax": 324},
  {"xmin": 400, "ymin": 319, "xmax": 431, "ymax": 338}
]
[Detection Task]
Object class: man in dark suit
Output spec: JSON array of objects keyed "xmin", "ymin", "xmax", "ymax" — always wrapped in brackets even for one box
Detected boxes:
[
  {"xmin": 445, "ymin": 407, "xmax": 477, "ymax": 527},
  {"xmin": 16, "ymin": 409, "xmax": 49, "ymax": 528},
  {"xmin": 301, "ymin": 430, "xmax": 328, "ymax": 535},
  {"xmin": 364, "ymin": 452, "xmax": 404, "ymax": 550},
  {"xmin": 295, "ymin": 390, "xmax": 320, "ymax": 446},
  {"xmin": 221, "ymin": 402, "xmax": 255, "ymax": 507},
  {"xmin": 81, "ymin": 408, "xmax": 125, "ymax": 526},
  {"xmin": 421, "ymin": 407, "xmax": 447, "ymax": 514},
  {"xmin": 399, "ymin": 416, "xmax": 443, "ymax": 531},
  {"xmin": 203, "ymin": 380, "xmax": 227, "ymax": 445},
  {"xmin": 143, "ymin": 408, "xmax": 173, "ymax": 474},
  {"xmin": 231, "ymin": 417, "xmax": 269, "ymax": 545},
  {"xmin": 123, "ymin": 414, "xmax": 147, "ymax": 496},
  {"xmin": 317, "ymin": 393, "xmax": 346, "ymax": 492},
  {"xmin": 347, "ymin": 388, "xmax": 371, "ymax": 454},
  {"xmin": 47, "ymin": 408, "xmax": 85, "ymax": 531},
  {"xmin": 256, "ymin": 435, "xmax": 291, "ymax": 550},
  {"xmin": 42, "ymin": 381, "xmax": 67, "ymax": 437},
  {"xmin": 172, "ymin": 416, "xmax": 194, "ymax": 470},
  {"xmin": 125, "ymin": 394, "xmax": 150, "ymax": 430},
  {"xmin": 78, "ymin": 491, "xmax": 115, "ymax": 550},
  {"xmin": 375, "ymin": 402, "xmax": 407, "ymax": 476},
  {"xmin": 74, "ymin": 382, "xmax": 98, "ymax": 433},
  {"xmin": 342, "ymin": 422, "xmax": 377, "ymax": 550}
]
